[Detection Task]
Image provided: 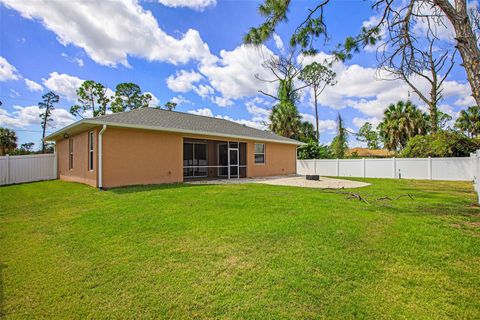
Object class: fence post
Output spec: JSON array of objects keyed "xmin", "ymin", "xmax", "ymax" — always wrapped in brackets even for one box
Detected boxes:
[
  {"xmin": 314, "ymin": 159, "xmax": 317, "ymax": 175},
  {"xmin": 336, "ymin": 159, "xmax": 340, "ymax": 177},
  {"xmin": 362, "ymin": 158, "xmax": 366, "ymax": 178},
  {"xmin": 392, "ymin": 157, "xmax": 396, "ymax": 179},
  {"xmin": 5, "ymin": 154, "xmax": 10, "ymax": 185},
  {"xmin": 428, "ymin": 156, "xmax": 432, "ymax": 180}
]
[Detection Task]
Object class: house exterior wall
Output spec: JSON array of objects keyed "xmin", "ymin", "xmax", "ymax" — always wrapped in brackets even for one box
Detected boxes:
[
  {"xmin": 246, "ymin": 141, "xmax": 297, "ymax": 177},
  {"xmin": 101, "ymin": 127, "xmax": 183, "ymax": 188},
  {"xmin": 56, "ymin": 126, "xmax": 298, "ymax": 188},
  {"xmin": 56, "ymin": 129, "xmax": 98, "ymax": 187}
]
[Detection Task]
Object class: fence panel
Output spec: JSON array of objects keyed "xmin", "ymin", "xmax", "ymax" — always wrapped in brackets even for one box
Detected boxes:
[
  {"xmin": 396, "ymin": 158, "xmax": 429, "ymax": 179},
  {"xmin": 365, "ymin": 159, "xmax": 393, "ymax": 178},
  {"xmin": 0, "ymin": 154, "xmax": 57, "ymax": 186},
  {"xmin": 297, "ymin": 156, "xmax": 477, "ymax": 181},
  {"xmin": 339, "ymin": 159, "xmax": 363, "ymax": 177},
  {"xmin": 432, "ymin": 157, "xmax": 474, "ymax": 181}
]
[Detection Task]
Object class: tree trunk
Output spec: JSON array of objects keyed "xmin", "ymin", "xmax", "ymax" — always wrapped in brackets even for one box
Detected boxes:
[
  {"xmin": 314, "ymin": 91, "xmax": 319, "ymax": 142},
  {"xmin": 434, "ymin": 0, "xmax": 480, "ymax": 106},
  {"xmin": 41, "ymin": 114, "xmax": 47, "ymax": 154}
]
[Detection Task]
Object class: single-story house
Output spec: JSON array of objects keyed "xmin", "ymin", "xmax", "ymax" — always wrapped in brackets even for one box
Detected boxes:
[{"xmin": 46, "ymin": 108, "xmax": 302, "ymax": 189}]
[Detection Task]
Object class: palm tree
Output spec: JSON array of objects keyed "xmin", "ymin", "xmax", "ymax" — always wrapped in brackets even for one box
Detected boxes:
[
  {"xmin": 455, "ymin": 106, "xmax": 480, "ymax": 138},
  {"xmin": 269, "ymin": 78, "xmax": 301, "ymax": 138},
  {"xmin": 378, "ymin": 100, "xmax": 428, "ymax": 151},
  {"xmin": 0, "ymin": 127, "xmax": 18, "ymax": 156},
  {"xmin": 295, "ymin": 121, "xmax": 316, "ymax": 142},
  {"xmin": 269, "ymin": 102, "xmax": 301, "ymax": 138}
]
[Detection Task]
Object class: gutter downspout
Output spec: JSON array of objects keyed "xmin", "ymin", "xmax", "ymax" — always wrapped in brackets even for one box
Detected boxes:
[{"xmin": 98, "ymin": 124, "xmax": 107, "ymax": 189}]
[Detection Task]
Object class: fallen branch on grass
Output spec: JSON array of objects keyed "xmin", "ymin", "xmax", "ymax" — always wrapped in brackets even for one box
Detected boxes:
[{"xmin": 321, "ymin": 189, "xmax": 414, "ymax": 205}]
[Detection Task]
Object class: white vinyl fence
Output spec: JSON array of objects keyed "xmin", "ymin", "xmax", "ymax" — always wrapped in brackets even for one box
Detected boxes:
[
  {"xmin": 297, "ymin": 154, "xmax": 479, "ymax": 181},
  {"xmin": 0, "ymin": 154, "xmax": 57, "ymax": 186}
]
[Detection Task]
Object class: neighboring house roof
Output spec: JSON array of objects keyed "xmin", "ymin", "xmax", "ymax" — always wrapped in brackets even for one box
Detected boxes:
[
  {"xmin": 346, "ymin": 147, "xmax": 395, "ymax": 157},
  {"xmin": 46, "ymin": 108, "xmax": 302, "ymax": 145}
]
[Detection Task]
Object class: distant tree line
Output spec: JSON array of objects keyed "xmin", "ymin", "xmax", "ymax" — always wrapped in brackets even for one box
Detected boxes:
[{"xmin": 1, "ymin": 81, "xmax": 178, "ymax": 155}]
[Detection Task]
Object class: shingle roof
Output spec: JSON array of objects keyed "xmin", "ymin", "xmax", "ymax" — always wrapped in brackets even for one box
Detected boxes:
[{"xmin": 48, "ymin": 108, "xmax": 301, "ymax": 145}]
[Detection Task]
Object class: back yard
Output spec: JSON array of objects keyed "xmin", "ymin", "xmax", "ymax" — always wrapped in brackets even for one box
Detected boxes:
[{"xmin": 1, "ymin": 179, "xmax": 479, "ymax": 319}]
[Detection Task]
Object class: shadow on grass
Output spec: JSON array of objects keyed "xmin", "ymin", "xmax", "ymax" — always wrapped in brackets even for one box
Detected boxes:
[{"xmin": 106, "ymin": 182, "xmax": 215, "ymax": 195}]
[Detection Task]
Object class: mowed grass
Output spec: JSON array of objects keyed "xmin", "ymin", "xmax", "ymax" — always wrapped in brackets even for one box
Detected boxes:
[{"xmin": 0, "ymin": 178, "xmax": 479, "ymax": 319}]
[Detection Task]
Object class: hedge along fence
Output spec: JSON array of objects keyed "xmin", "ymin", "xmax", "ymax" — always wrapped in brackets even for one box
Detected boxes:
[
  {"xmin": 0, "ymin": 153, "xmax": 57, "ymax": 186},
  {"xmin": 297, "ymin": 156, "xmax": 477, "ymax": 181}
]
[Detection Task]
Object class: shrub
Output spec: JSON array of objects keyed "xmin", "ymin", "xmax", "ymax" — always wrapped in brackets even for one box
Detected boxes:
[
  {"xmin": 297, "ymin": 141, "xmax": 333, "ymax": 159},
  {"xmin": 401, "ymin": 131, "xmax": 480, "ymax": 157}
]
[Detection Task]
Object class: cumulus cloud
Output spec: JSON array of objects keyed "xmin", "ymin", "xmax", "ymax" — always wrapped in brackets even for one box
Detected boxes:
[
  {"xmin": 2, "ymin": 0, "xmax": 216, "ymax": 67},
  {"xmin": 170, "ymin": 95, "xmax": 191, "ymax": 106},
  {"xmin": 212, "ymin": 96, "xmax": 233, "ymax": 107},
  {"xmin": 24, "ymin": 78, "xmax": 43, "ymax": 92},
  {"xmin": 0, "ymin": 56, "xmax": 20, "ymax": 81},
  {"xmin": 298, "ymin": 52, "xmax": 472, "ymax": 124},
  {"xmin": 193, "ymin": 84, "xmax": 215, "ymax": 98},
  {"xmin": 198, "ymin": 45, "xmax": 277, "ymax": 99},
  {"xmin": 42, "ymin": 72, "xmax": 84, "ymax": 101},
  {"xmin": 301, "ymin": 113, "xmax": 336, "ymax": 133},
  {"xmin": 0, "ymin": 105, "xmax": 75, "ymax": 128},
  {"xmin": 352, "ymin": 117, "xmax": 381, "ymax": 129},
  {"xmin": 187, "ymin": 107, "xmax": 267, "ymax": 130},
  {"xmin": 246, "ymin": 100, "xmax": 270, "ymax": 122},
  {"xmin": 188, "ymin": 108, "xmax": 213, "ymax": 117},
  {"xmin": 156, "ymin": 0, "xmax": 216, "ymax": 10},
  {"xmin": 166, "ymin": 70, "xmax": 203, "ymax": 92}
]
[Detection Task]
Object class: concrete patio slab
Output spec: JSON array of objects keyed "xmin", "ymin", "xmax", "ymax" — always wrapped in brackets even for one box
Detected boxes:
[{"xmin": 186, "ymin": 175, "xmax": 370, "ymax": 189}]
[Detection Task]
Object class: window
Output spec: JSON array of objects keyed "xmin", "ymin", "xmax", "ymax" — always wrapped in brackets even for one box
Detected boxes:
[
  {"xmin": 68, "ymin": 138, "xmax": 74, "ymax": 170},
  {"xmin": 88, "ymin": 131, "xmax": 94, "ymax": 171},
  {"xmin": 254, "ymin": 143, "xmax": 265, "ymax": 164}
]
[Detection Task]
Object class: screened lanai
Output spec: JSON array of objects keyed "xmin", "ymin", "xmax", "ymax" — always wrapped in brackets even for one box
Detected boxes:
[{"xmin": 183, "ymin": 138, "xmax": 247, "ymax": 180}]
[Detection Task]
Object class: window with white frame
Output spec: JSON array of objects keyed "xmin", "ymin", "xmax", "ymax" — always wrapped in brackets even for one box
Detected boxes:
[
  {"xmin": 254, "ymin": 143, "xmax": 265, "ymax": 164},
  {"xmin": 88, "ymin": 131, "xmax": 94, "ymax": 171}
]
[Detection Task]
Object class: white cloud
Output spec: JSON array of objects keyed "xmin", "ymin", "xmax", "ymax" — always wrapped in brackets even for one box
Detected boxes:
[
  {"xmin": 199, "ymin": 45, "xmax": 277, "ymax": 99},
  {"xmin": 145, "ymin": 92, "xmax": 159, "ymax": 108},
  {"xmin": 24, "ymin": 78, "xmax": 43, "ymax": 92},
  {"xmin": 166, "ymin": 70, "xmax": 203, "ymax": 92},
  {"xmin": 156, "ymin": 0, "xmax": 216, "ymax": 10},
  {"xmin": 42, "ymin": 72, "xmax": 83, "ymax": 102},
  {"xmin": 0, "ymin": 105, "xmax": 75, "ymax": 129},
  {"xmin": 301, "ymin": 113, "xmax": 336, "ymax": 133},
  {"xmin": 246, "ymin": 100, "xmax": 270, "ymax": 122},
  {"xmin": 216, "ymin": 114, "xmax": 267, "ymax": 130},
  {"xmin": 194, "ymin": 84, "xmax": 215, "ymax": 98},
  {"xmin": 298, "ymin": 51, "xmax": 473, "ymax": 124},
  {"xmin": 272, "ymin": 33, "xmax": 284, "ymax": 52},
  {"xmin": 187, "ymin": 107, "xmax": 267, "ymax": 130},
  {"xmin": 212, "ymin": 96, "xmax": 233, "ymax": 107},
  {"xmin": 0, "ymin": 56, "xmax": 20, "ymax": 81},
  {"xmin": 2, "ymin": 0, "xmax": 216, "ymax": 67},
  {"xmin": 61, "ymin": 53, "xmax": 84, "ymax": 67},
  {"xmin": 188, "ymin": 108, "xmax": 213, "ymax": 117},
  {"xmin": 352, "ymin": 117, "xmax": 381, "ymax": 129},
  {"xmin": 170, "ymin": 95, "xmax": 191, "ymax": 106}
]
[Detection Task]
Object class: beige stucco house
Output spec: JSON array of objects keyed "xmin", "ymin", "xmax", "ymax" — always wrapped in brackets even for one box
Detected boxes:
[{"xmin": 46, "ymin": 108, "xmax": 301, "ymax": 189}]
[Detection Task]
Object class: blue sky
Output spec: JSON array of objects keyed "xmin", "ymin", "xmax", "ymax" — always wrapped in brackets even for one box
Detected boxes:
[{"xmin": 0, "ymin": 0, "xmax": 475, "ymax": 148}]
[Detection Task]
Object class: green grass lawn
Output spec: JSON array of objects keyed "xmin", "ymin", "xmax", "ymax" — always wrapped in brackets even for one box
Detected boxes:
[{"xmin": 1, "ymin": 178, "xmax": 479, "ymax": 319}]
